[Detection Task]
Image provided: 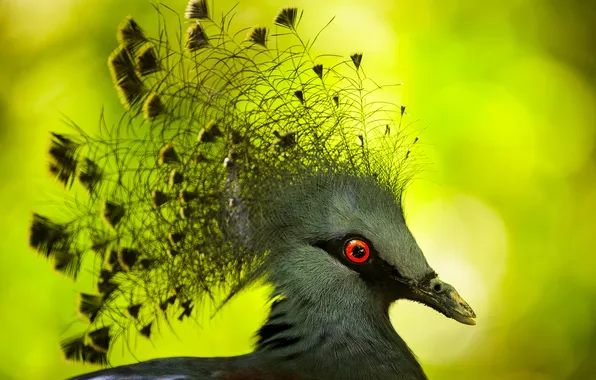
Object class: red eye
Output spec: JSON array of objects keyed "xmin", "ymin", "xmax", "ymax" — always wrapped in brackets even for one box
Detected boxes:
[{"xmin": 344, "ymin": 239, "xmax": 370, "ymax": 263}]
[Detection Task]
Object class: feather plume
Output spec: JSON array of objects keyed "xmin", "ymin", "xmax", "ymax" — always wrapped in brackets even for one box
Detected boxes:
[
  {"xmin": 185, "ymin": 0, "xmax": 209, "ymax": 20},
  {"xmin": 78, "ymin": 158, "xmax": 102, "ymax": 194},
  {"xmin": 274, "ymin": 8, "xmax": 301, "ymax": 30},
  {"xmin": 247, "ymin": 27, "xmax": 268, "ymax": 47},
  {"xmin": 88, "ymin": 327, "xmax": 111, "ymax": 353},
  {"xmin": 78, "ymin": 293, "xmax": 104, "ymax": 322},
  {"xmin": 127, "ymin": 304, "xmax": 142, "ymax": 319},
  {"xmin": 186, "ymin": 22, "xmax": 209, "ymax": 51},
  {"xmin": 135, "ymin": 44, "xmax": 160, "ymax": 76},
  {"xmin": 140, "ymin": 322, "xmax": 153, "ymax": 338},
  {"xmin": 48, "ymin": 133, "xmax": 79, "ymax": 187},
  {"xmin": 117, "ymin": 16, "xmax": 147, "ymax": 52},
  {"xmin": 143, "ymin": 92, "xmax": 164, "ymax": 119},
  {"xmin": 60, "ymin": 335, "xmax": 108, "ymax": 365}
]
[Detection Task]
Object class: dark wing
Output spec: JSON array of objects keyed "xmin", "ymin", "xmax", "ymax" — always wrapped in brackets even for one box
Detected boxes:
[{"xmin": 70, "ymin": 356, "xmax": 304, "ymax": 380}]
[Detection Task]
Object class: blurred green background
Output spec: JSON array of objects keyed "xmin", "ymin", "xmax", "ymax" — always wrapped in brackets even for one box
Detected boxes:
[{"xmin": 1, "ymin": 0, "xmax": 595, "ymax": 379}]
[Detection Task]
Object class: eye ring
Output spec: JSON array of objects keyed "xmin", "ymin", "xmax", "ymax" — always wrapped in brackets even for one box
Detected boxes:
[{"xmin": 344, "ymin": 239, "xmax": 370, "ymax": 263}]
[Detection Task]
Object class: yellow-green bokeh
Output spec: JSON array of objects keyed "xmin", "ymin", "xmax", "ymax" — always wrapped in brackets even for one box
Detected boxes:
[{"xmin": 1, "ymin": 0, "xmax": 594, "ymax": 379}]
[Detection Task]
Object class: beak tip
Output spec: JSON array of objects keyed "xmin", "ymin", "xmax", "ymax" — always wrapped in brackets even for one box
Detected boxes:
[
  {"xmin": 462, "ymin": 316, "xmax": 476, "ymax": 326},
  {"xmin": 448, "ymin": 290, "xmax": 476, "ymax": 325}
]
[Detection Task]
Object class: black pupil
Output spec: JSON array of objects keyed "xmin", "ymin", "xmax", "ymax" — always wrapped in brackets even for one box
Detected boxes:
[{"xmin": 351, "ymin": 244, "xmax": 366, "ymax": 259}]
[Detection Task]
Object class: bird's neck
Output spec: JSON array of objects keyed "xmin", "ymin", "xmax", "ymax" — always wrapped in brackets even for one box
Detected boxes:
[
  {"xmin": 255, "ymin": 287, "xmax": 428, "ymax": 380},
  {"xmin": 250, "ymin": 244, "xmax": 428, "ymax": 379}
]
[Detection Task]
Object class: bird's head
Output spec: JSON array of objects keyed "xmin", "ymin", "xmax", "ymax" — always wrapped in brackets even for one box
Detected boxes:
[{"xmin": 257, "ymin": 172, "xmax": 476, "ymax": 326}]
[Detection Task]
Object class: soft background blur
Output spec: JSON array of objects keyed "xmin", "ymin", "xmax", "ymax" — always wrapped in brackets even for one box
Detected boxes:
[{"xmin": 1, "ymin": 0, "xmax": 595, "ymax": 379}]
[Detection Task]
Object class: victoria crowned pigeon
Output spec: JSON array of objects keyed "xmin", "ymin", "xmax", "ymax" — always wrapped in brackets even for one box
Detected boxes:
[{"xmin": 29, "ymin": 1, "xmax": 476, "ymax": 379}]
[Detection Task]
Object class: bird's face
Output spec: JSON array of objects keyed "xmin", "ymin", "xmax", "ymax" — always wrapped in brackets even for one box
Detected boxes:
[
  {"xmin": 263, "ymin": 173, "xmax": 476, "ymax": 326},
  {"xmin": 314, "ymin": 234, "xmax": 476, "ymax": 325}
]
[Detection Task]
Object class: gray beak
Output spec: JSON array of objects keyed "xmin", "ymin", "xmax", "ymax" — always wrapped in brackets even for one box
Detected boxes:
[{"xmin": 413, "ymin": 278, "xmax": 476, "ymax": 325}]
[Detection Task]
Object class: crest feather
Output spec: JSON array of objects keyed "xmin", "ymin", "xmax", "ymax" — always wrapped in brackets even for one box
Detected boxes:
[{"xmin": 30, "ymin": 0, "xmax": 420, "ymax": 366}]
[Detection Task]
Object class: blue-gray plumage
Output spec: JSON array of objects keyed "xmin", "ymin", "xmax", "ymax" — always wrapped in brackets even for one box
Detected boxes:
[{"xmin": 28, "ymin": 1, "xmax": 476, "ymax": 379}]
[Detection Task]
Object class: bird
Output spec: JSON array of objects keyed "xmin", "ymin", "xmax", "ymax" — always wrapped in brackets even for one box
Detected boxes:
[{"xmin": 28, "ymin": 1, "xmax": 476, "ymax": 379}]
